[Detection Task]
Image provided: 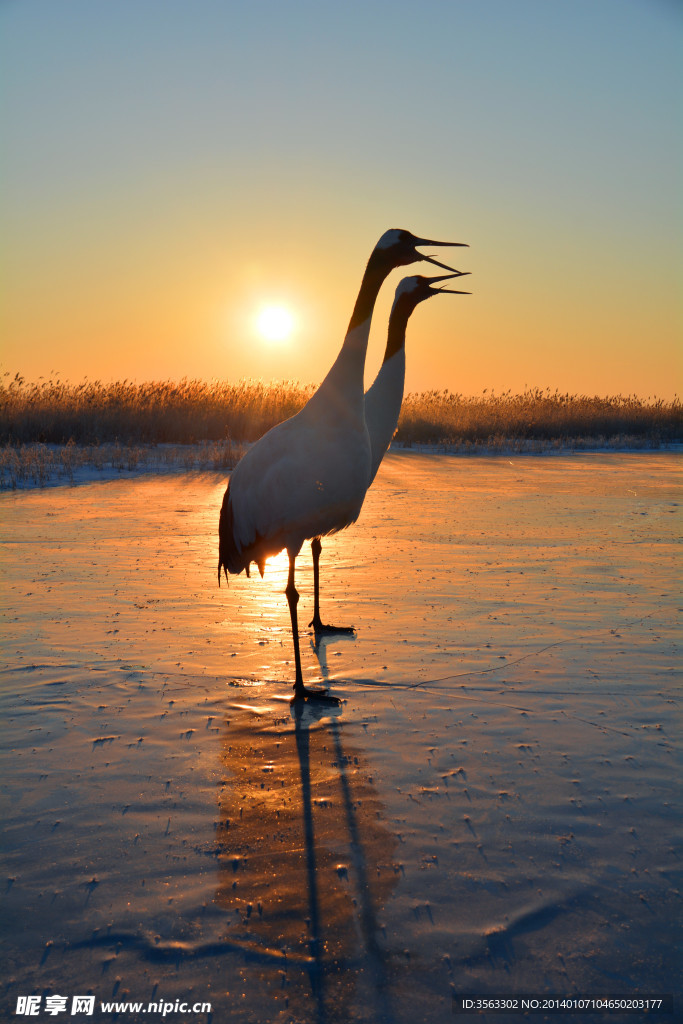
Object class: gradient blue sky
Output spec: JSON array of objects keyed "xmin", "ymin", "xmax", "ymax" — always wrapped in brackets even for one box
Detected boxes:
[{"xmin": 2, "ymin": 0, "xmax": 681, "ymax": 396}]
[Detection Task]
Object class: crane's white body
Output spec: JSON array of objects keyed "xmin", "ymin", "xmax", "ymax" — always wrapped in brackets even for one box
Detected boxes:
[{"xmin": 224, "ymin": 318, "xmax": 373, "ymax": 574}]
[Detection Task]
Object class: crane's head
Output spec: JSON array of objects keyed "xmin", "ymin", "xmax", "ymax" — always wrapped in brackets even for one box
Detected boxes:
[
  {"xmin": 392, "ymin": 271, "xmax": 471, "ymax": 316},
  {"xmin": 375, "ymin": 228, "xmax": 468, "ymax": 273}
]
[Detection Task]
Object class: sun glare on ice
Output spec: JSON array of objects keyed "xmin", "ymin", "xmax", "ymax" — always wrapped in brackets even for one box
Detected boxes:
[{"xmin": 265, "ymin": 549, "xmax": 289, "ymax": 571}]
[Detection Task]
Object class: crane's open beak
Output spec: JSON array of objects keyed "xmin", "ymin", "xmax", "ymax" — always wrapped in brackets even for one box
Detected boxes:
[
  {"xmin": 415, "ymin": 235, "xmax": 468, "ymax": 273},
  {"xmin": 427, "ymin": 271, "xmax": 471, "ymax": 294}
]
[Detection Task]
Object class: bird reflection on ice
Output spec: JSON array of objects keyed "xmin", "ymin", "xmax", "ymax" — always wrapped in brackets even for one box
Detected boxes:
[{"xmin": 215, "ymin": 701, "xmax": 398, "ymax": 1022}]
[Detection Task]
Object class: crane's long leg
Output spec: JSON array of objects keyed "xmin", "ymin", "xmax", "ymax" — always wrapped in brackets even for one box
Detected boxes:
[
  {"xmin": 285, "ymin": 554, "xmax": 305, "ymax": 697},
  {"xmin": 287, "ymin": 553, "xmax": 339, "ymax": 702},
  {"xmin": 308, "ymin": 537, "xmax": 355, "ymax": 635}
]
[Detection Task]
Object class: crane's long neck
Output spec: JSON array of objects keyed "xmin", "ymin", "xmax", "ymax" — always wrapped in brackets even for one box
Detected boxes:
[
  {"xmin": 363, "ymin": 291, "xmax": 415, "ymax": 486},
  {"xmin": 346, "ymin": 254, "xmax": 389, "ymax": 338},
  {"xmin": 382, "ymin": 292, "xmax": 416, "ymax": 364},
  {"xmin": 317, "ymin": 253, "xmax": 391, "ymax": 416}
]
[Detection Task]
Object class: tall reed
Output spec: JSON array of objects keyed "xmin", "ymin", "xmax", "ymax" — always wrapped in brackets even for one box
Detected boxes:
[
  {"xmin": 396, "ymin": 387, "xmax": 682, "ymax": 447},
  {"xmin": 0, "ymin": 374, "xmax": 314, "ymax": 445},
  {"xmin": 1, "ymin": 374, "xmax": 680, "ymax": 449}
]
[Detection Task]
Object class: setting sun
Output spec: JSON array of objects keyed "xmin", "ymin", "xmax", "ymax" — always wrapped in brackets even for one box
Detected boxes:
[{"xmin": 256, "ymin": 305, "xmax": 294, "ymax": 343}]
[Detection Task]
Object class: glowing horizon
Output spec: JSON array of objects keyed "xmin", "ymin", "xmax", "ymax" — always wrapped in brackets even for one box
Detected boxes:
[{"xmin": 1, "ymin": 1, "xmax": 680, "ymax": 399}]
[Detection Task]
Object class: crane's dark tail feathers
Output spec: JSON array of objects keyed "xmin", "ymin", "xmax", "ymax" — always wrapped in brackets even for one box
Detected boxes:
[
  {"xmin": 218, "ymin": 482, "xmax": 240, "ymax": 586},
  {"xmin": 218, "ymin": 480, "xmax": 268, "ymax": 583}
]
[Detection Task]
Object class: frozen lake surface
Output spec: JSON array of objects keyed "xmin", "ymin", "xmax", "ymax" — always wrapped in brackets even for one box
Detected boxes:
[{"xmin": 1, "ymin": 451, "xmax": 680, "ymax": 1023}]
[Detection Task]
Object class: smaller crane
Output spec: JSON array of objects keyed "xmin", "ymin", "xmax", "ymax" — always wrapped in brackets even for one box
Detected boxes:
[{"xmin": 310, "ymin": 272, "xmax": 470, "ymax": 637}]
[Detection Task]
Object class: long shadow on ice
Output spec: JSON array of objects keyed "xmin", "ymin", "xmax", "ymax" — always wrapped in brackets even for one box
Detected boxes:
[{"xmin": 214, "ymin": 698, "xmax": 398, "ymax": 1023}]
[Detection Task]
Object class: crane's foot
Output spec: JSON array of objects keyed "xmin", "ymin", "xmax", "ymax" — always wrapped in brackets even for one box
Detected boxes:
[
  {"xmin": 309, "ymin": 616, "xmax": 356, "ymax": 636},
  {"xmin": 292, "ymin": 684, "xmax": 341, "ymax": 705}
]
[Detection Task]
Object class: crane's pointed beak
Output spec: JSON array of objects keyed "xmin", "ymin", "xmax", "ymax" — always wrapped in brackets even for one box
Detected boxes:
[
  {"xmin": 416, "ymin": 236, "xmax": 468, "ymax": 248},
  {"xmin": 425, "ymin": 272, "xmax": 471, "ymax": 295},
  {"xmin": 421, "ymin": 253, "xmax": 462, "ymax": 273},
  {"xmin": 427, "ymin": 271, "xmax": 469, "ymax": 285},
  {"xmin": 413, "ymin": 235, "xmax": 468, "ymax": 273}
]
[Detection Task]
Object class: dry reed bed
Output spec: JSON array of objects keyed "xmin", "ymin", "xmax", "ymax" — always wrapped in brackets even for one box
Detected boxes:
[
  {"xmin": 1, "ymin": 375, "xmax": 680, "ymax": 489},
  {"xmin": 396, "ymin": 388, "xmax": 682, "ymax": 446},
  {"xmin": 0, "ymin": 376, "xmax": 315, "ymax": 446},
  {"xmin": 3, "ymin": 375, "xmax": 681, "ymax": 446}
]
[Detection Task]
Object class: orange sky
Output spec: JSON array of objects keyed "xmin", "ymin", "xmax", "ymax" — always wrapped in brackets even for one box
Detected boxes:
[{"xmin": 2, "ymin": 1, "xmax": 681, "ymax": 398}]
